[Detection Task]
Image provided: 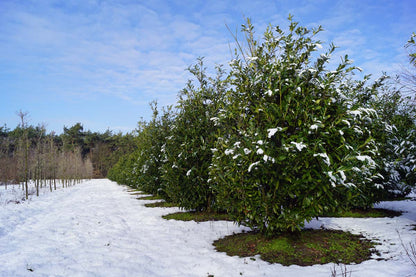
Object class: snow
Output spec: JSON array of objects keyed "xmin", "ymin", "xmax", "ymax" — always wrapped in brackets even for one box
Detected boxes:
[
  {"xmin": 232, "ymin": 154, "xmax": 241, "ymax": 160},
  {"xmin": 291, "ymin": 141, "xmax": 307, "ymax": 151},
  {"xmin": 243, "ymin": 148, "xmax": 252, "ymax": 155},
  {"xmin": 310, "ymin": 124, "xmax": 319, "ymax": 131},
  {"xmin": 246, "ymin": 56, "xmax": 258, "ymax": 62},
  {"xmin": 248, "ymin": 161, "xmax": 260, "ymax": 173},
  {"xmin": 210, "ymin": 117, "xmax": 220, "ymax": 126},
  {"xmin": 320, "ymin": 53, "xmax": 329, "ymax": 59},
  {"xmin": 326, "ymin": 171, "xmax": 337, "ymax": 187},
  {"xmin": 342, "ymin": 119, "xmax": 351, "ymax": 127},
  {"xmin": 356, "ymin": 155, "xmax": 376, "ymax": 165},
  {"xmin": 1, "ymin": 180, "xmax": 416, "ymax": 277},
  {"xmin": 348, "ymin": 108, "xmax": 377, "ymax": 119},
  {"xmin": 339, "ymin": 170, "xmax": 346, "ymax": 181},
  {"xmin": 314, "ymin": 153, "xmax": 331, "ymax": 166},
  {"xmin": 267, "ymin": 127, "xmax": 283, "ymax": 138},
  {"xmin": 225, "ymin": 149, "xmax": 234, "ymax": 155}
]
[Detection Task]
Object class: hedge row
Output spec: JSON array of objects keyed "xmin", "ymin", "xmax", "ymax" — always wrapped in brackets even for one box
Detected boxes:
[{"xmin": 108, "ymin": 17, "xmax": 416, "ymax": 235}]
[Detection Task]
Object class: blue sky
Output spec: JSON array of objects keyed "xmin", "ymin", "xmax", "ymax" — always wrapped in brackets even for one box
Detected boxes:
[{"xmin": 0, "ymin": 0, "xmax": 415, "ymax": 134}]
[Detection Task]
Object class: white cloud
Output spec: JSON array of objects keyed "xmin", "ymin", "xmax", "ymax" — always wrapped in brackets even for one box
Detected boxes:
[{"xmin": 1, "ymin": 0, "xmax": 414, "ymax": 132}]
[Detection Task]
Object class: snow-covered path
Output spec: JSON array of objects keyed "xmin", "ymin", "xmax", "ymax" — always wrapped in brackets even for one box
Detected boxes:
[{"xmin": 0, "ymin": 179, "xmax": 415, "ymax": 277}]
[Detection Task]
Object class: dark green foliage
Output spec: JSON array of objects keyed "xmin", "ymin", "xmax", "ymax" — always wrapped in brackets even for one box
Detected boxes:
[
  {"xmin": 406, "ymin": 33, "xmax": 416, "ymax": 67},
  {"xmin": 62, "ymin": 123, "xmax": 85, "ymax": 152},
  {"xmin": 108, "ymin": 16, "xmax": 415, "ymax": 237},
  {"xmin": 352, "ymin": 80, "xmax": 416, "ymax": 200},
  {"xmin": 134, "ymin": 104, "xmax": 174, "ymax": 197},
  {"xmin": 209, "ymin": 17, "xmax": 382, "ymax": 235},
  {"xmin": 108, "ymin": 103, "xmax": 173, "ymax": 194},
  {"xmin": 107, "ymin": 151, "xmax": 137, "ymax": 186},
  {"xmin": 161, "ymin": 59, "xmax": 227, "ymax": 211}
]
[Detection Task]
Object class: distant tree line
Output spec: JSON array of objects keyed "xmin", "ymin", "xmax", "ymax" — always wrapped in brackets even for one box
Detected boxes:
[
  {"xmin": 59, "ymin": 122, "xmax": 137, "ymax": 178},
  {"xmin": 108, "ymin": 17, "xmax": 416, "ymax": 236},
  {"xmin": 0, "ymin": 114, "xmax": 137, "ymax": 198}
]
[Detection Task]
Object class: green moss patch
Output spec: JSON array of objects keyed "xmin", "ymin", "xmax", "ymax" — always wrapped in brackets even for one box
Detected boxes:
[
  {"xmin": 322, "ymin": 208, "xmax": 402, "ymax": 218},
  {"xmin": 213, "ymin": 229, "xmax": 378, "ymax": 266},
  {"xmin": 136, "ymin": 195, "xmax": 164, "ymax": 200},
  {"xmin": 144, "ymin": 201, "xmax": 178, "ymax": 208},
  {"xmin": 162, "ymin": 211, "xmax": 233, "ymax": 222}
]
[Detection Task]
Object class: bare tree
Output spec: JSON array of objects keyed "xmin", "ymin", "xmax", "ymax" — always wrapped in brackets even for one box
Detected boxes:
[
  {"xmin": 47, "ymin": 132, "xmax": 58, "ymax": 191},
  {"xmin": 16, "ymin": 110, "xmax": 30, "ymax": 199},
  {"xmin": 32, "ymin": 124, "xmax": 46, "ymax": 196},
  {"xmin": 0, "ymin": 137, "xmax": 10, "ymax": 187},
  {"xmin": 1, "ymin": 115, "xmax": 95, "ymax": 201}
]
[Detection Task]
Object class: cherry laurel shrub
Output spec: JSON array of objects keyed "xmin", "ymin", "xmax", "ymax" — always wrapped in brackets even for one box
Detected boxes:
[
  {"xmin": 107, "ymin": 151, "xmax": 137, "ymax": 186},
  {"xmin": 108, "ymin": 103, "xmax": 174, "ymax": 197},
  {"xmin": 161, "ymin": 59, "xmax": 227, "ymax": 211},
  {"xmin": 209, "ymin": 18, "xmax": 384, "ymax": 235},
  {"xmin": 344, "ymin": 71, "xmax": 416, "ymax": 200},
  {"xmin": 108, "ymin": 17, "xmax": 413, "ymax": 235},
  {"xmin": 368, "ymin": 87, "xmax": 416, "ymax": 199},
  {"xmin": 133, "ymin": 104, "xmax": 174, "ymax": 197}
]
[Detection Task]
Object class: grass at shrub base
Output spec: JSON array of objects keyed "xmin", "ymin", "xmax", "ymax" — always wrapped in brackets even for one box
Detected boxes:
[
  {"xmin": 161, "ymin": 208, "xmax": 382, "ymax": 265},
  {"xmin": 144, "ymin": 201, "xmax": 178, "ymax": 208},
  {"xmin": 162, "ymin": 211, "xmax": 233, "ymax": 222},
  {"xmin": 136, "ymin": 195, "xmax": 164, "ymax": 200},
  {"xmin": 213, "ymin": 229, "xmax": 379, "ymax": 266}
]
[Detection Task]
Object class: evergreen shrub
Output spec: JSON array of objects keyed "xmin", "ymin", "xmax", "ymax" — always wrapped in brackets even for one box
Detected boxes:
[
  {"xmin": 209, "ymin": 17, "xmax": 383, "ymax": 235},
  {"xmin": 162, "ymin": 59, "xmax": 227, "ymax": 211}
]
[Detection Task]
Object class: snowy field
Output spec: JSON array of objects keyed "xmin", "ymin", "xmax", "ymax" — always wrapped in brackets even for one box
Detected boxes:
[{"xmin": 0, "ymin": 179, "xmax": 415, "ymax": 277}]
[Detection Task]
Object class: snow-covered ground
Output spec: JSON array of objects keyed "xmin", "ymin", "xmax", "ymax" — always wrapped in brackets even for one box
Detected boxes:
[{"xmin": 0, "ymin": 179, "xmax": 415, "ymax": 277}]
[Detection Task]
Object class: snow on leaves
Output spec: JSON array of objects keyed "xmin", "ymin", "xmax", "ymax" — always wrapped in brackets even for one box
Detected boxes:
[
  {"xmin": 248, "ymin": 161, "xmax": 260, "ymax": 173},
  {"xmin": 267, "ymin": 127, "xmax": 283, "ymax": 138},
  {"xmin": 313, "ymin": 153, "xmax": 331, "ymax": 166},
  {"xmin": 290, "ymin": 141, "xmax": 307, "ymax": 151}
]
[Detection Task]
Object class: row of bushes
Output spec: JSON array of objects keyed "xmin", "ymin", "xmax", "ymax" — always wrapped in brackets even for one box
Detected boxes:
[{"xmin": 108, "ymin": 17, "xmax": 416, "ymax": 235}]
